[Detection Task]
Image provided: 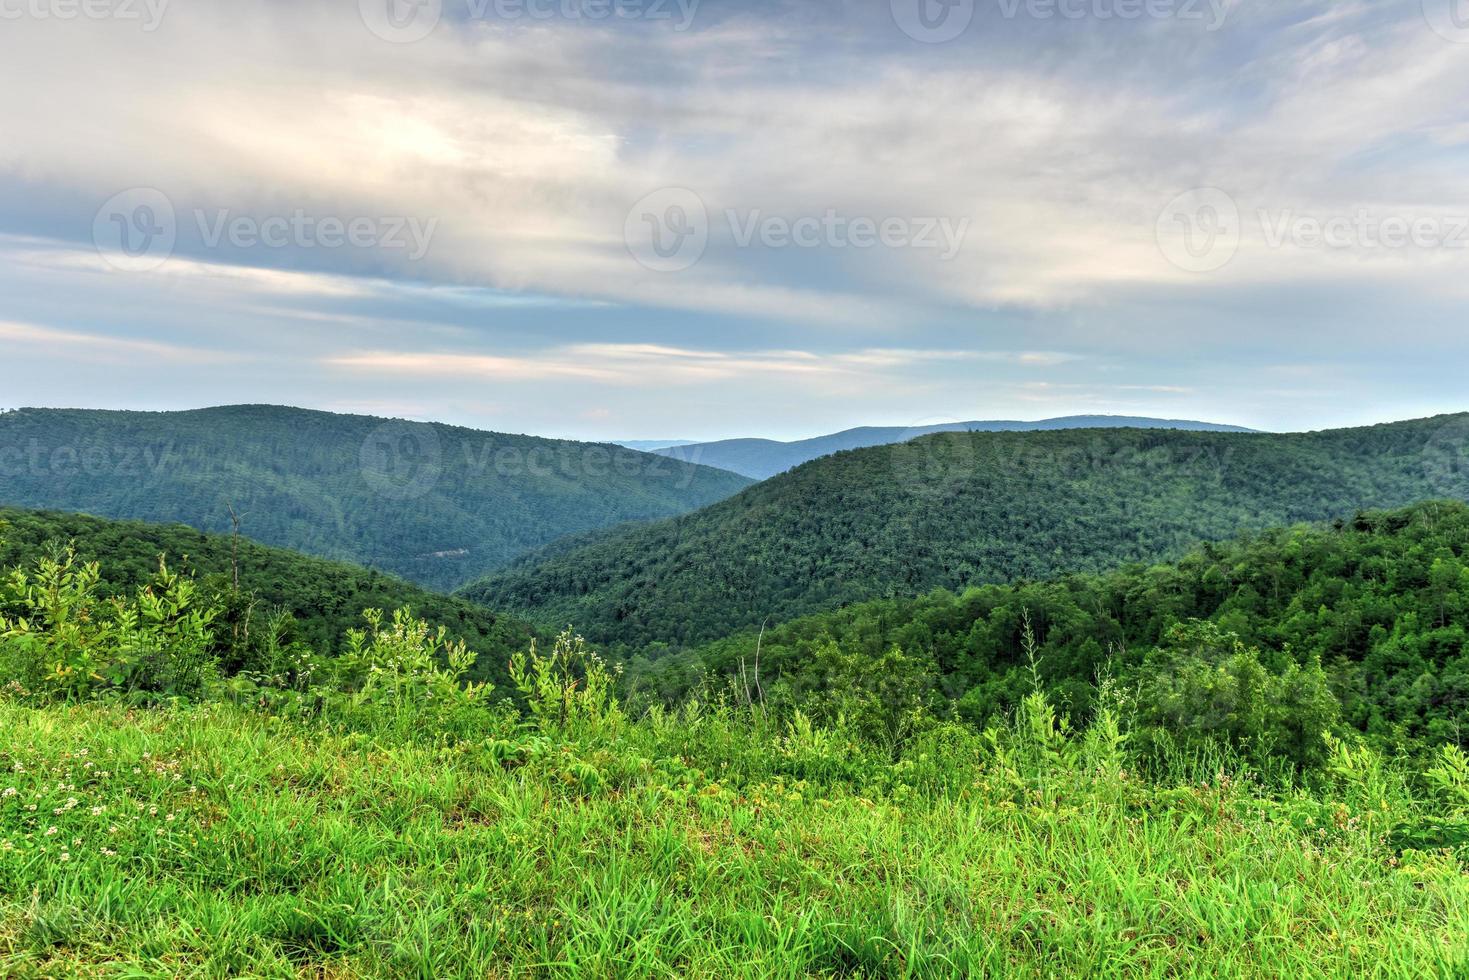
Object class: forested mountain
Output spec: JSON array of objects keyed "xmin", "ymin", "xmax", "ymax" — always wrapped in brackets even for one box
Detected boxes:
[
  {"xmin": 0, "ymin": 507, "xmax": 539, "ymax": 685},
  {"xmin": 629, "ymin": 501, "xmax": 1469, "ymax": 753},
  {"xmin": 0, "ymin": 406, "xmax": 752, "ymax": 590},
  {"xmin": 653, "ymin": 415, "xmax": 1257, "ymax": 479},
  {"xmin": 465, "ymin": 415, "xmax": 1469, "ymax": 648}
]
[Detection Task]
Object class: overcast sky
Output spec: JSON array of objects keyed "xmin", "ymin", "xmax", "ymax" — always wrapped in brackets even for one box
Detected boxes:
[{"xmin": 1, "ymin": 0, "xmax": 1466, "ymax": 441}]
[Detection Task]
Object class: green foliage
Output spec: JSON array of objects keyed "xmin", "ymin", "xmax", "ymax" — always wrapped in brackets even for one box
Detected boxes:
[
  {"xmin": 509, "ymin": 628, "xmax": 625, "ymax": 739},
  {"xmin": 799, "ymin": 640, "xmax": 936, "ymax": 759},
  {"xmin": 0, "ymin": 545, "xmax": 216, "ymax": 701},
  {"xmin": 0, "ymin": 507, "xmax": 540, "ymax": 688},
  {"xmin": 0, "ymin": 405, "xmax": 751, "ymax": 590},
  {"xmin": 469, "ymin": 415, "xmax": 1469, "ymax": 647},
  {"xmin": 634, "ymin": 501, "xmax": 1469, "ymax": 759},
  {"xmin": 330, "ymin": 607, "xmax": 498, "ymax": 742},
  {"xmin": 1135, "ymin": 621, "xmax": 1340, "ymax": 772}
]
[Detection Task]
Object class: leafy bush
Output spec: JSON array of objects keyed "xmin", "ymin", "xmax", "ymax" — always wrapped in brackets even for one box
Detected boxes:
[
  {"xmin": 333, "ymin": 607, "xmax": 498, "ymax": 741},
  {"xmin": 0, "ymin": 544, "xmax": 217, "ymax": 701},
  {"xmin": 1135, "ymin": 620, "xmax": 1340, "ymax": 773}
]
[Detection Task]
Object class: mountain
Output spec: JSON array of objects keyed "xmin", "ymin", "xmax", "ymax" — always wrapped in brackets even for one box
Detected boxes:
[
  {"xmin": 463, "ymin": 414, "xmax": 1469, "ymax": 649},
  {"xmin": 617, "ymin": 440, "xmax": 697, "ymax": 451},
  {"xmin": 0, "ymin": 406, "xmax": 753, "ymax": 591},
  {"xmin": 0, "ymin": 507, "xmax": 538, "ymax": 686},
  {"xmin": 653, "ymin": 416, "xmax": 1258, "ymax": 480}
]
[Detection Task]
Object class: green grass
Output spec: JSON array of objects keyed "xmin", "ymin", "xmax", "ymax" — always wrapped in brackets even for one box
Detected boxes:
[{"xmin": 2, "ymin": 702, "xmax": 1467, "ymax": 978}]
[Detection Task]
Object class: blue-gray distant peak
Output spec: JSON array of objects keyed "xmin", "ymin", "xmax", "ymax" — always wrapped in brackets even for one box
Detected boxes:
[{"xmin": 654, "ymin": 417, "xmax": 1257, "ymax": 480}]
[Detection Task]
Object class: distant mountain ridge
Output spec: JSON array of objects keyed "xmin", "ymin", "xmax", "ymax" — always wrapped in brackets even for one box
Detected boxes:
[
  {"xmin": 651, "ymin": 415, "xmax": 1257, "ymax": 479},
  {"xmin": 465, "ymin": 414, "xmax": 1469, "ymax": 649},
  {"xmin": 0, "ymin": 405, "xmax": 753, "ymax": 591}
]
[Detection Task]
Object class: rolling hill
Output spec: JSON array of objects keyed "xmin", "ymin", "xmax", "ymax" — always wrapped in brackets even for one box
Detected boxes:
[
  {"xmin": 464, "ymin": 414, "xmax": 1469, "ymax": 649},
  {"xmin": 627, "ymin": 500, "xmax": 1469, "ymax": 749},
  {"xmin": 0, "ymin": 406, "xmax": 753, "ymax": 591},
  {"xmin": 0, "ymin": 507, "xmax": 539, "ymax": 686},
  {"xmin": 652, "ymin": 415, "xmax": 1257, "ymax": 480}
]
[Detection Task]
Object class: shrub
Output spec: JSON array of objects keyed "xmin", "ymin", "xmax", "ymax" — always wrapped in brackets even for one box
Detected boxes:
[{"xmin": 1135, "ymin": 620, "xmax": 1340, "ymax": 773}]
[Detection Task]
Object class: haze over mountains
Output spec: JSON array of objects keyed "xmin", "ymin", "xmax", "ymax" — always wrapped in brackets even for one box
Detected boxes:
[
  {"xmin": 644, "ymin": 416, "xmax": 1258, "ymax": 480},
  {"xmin": 467, "ymin": 415, "xmax": 1469, "ymax": 649},
  {"xmin": 0, "ymin": 406, "xmax": 751, "ymax": 591}
]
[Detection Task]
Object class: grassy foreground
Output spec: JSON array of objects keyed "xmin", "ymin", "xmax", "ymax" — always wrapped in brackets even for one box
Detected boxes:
[{"xmin": 2, "ymin": 701, "xmax": 1467, "ymax": 978}]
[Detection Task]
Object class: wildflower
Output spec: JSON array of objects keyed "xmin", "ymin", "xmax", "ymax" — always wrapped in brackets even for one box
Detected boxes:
[
  {"xmin": 101, "ymin": 848, "xmax": 116, "ymax": 857},
  {"xmin": 45, "ymin": 826, "xmax": 58, "ymax": 837},
  {"xmin": 1, "ymin": 788, "xmax": 15, "ymax": 798},
  {"xmin": 59, "ymin": 852, "xmax": 70, "ymax": 862},
  {"xmin": 90, "ymin": 806, "xmax": 104, "ymax": 816}
]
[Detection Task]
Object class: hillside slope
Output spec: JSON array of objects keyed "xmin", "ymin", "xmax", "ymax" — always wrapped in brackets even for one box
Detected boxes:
[
  {"xmin": 632, "ymin": 501, "xmax": 1469, "ymax": 749},
  {"xmin": 0, "ymin": 406, "xmax": 752, "ymax": 590},
  {"xmin": 465, "ymin": 415, "xmax": 1469, "ymax": 648},
  {"xmin": 0, "ymin": 508, "xmax": 538, "ymax": 685},
  {"xmin": 654, "ymin": 415, "xmax": 1257, "ymax": 479}
]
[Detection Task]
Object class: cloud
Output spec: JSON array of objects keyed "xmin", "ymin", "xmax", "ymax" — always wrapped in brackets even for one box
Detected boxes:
[
  {"xmin": 324, "ymin": 343, "xmax": 1070, "ymax": 387},
  {"xmin": 0, "ymin": 0, "xmax": 1466, "ymax": 436},
  {"xmin": 0, "ymin": 320, "xmax": 234, "ymax": 364}
]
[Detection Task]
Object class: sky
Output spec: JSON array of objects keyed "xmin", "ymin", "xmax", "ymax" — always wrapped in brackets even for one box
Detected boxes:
[{"xmin": 0, "ymin": 0, "xmax": 1466, "ymax": 442}]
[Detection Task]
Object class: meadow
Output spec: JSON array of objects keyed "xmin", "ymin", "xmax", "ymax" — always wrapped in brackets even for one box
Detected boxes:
[
  {"xmin": 3, "ymin": 687, "xmax": 1468, "ymax": 976},
  {"xmin": 1, "ymin": 532, "xmax": 1468, "ymax": 976}
]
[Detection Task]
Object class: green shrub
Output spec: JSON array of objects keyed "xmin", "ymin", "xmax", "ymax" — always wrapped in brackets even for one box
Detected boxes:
[{"xmin": 1136, "ymin": 620, "xmax": 1341, "ymax": 773}]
